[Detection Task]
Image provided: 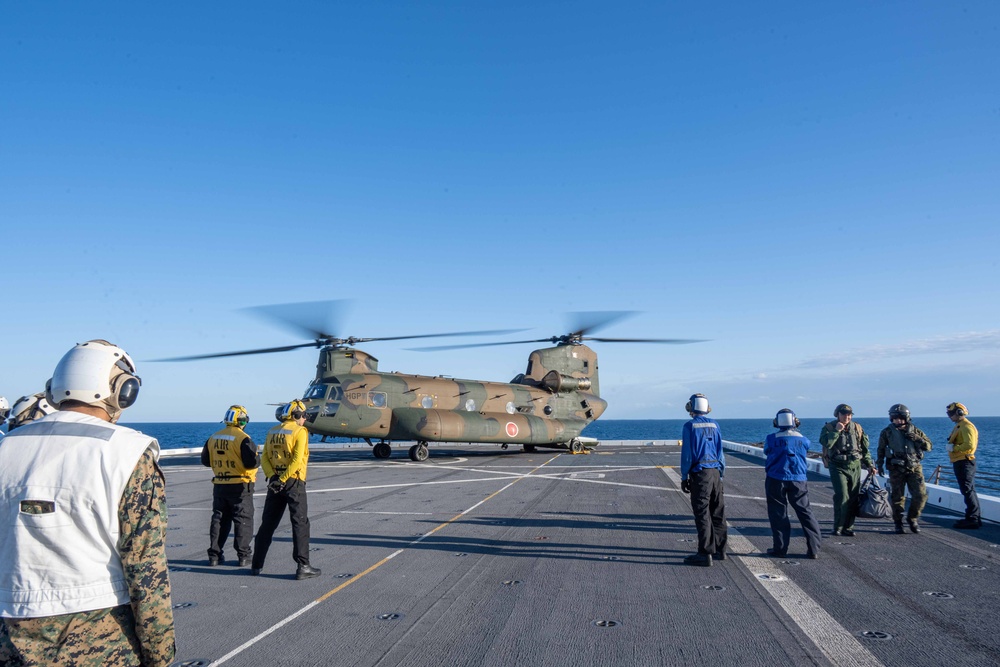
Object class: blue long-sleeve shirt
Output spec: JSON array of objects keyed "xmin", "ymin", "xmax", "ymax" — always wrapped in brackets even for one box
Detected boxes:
[
  {"xmin": 681, "ymin": 416, "xmax": 725, "ymax": 480},
  {"xmin": 764, "ymin": 429, "xmax": 810, "ymax": 481}
]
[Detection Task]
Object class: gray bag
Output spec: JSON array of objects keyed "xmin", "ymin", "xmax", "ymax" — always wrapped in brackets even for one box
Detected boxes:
[{"xmin": 857, "ymin": 475, "xmax": 892, "ymax": 519}]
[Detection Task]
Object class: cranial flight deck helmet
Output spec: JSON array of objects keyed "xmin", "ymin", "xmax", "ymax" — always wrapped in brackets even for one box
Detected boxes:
[
  {"xmin": 225, "ymin": 405, "xmax": 250, "ymax": 427},
  {"xmin": 8, "ymin": 392, "xmax": 57, "ymax": 431},
  {"xmin": 278, "ymin": 400, "xmax": 307, "ymax": 421},
  {"xmin": 888, "ymin": 403, "xmax": 911, "ymax": 422},
  {"xmin": 0, "ymin": 396, "xmax": 9, "ymax": 421},
  {"xmin": 685, "ymin": 393, "xmax": 711, "ymax": 415},
  {"xmin": 45, "ymin": 339, "xmax": 141, "ymax": 423},
  {"xmin": 774, "ymin": 408, "xmax": 800, "ymax": 429},
  {"xmin": 946, "ymin": 402, "xmax": 968, "ymax": 418}
]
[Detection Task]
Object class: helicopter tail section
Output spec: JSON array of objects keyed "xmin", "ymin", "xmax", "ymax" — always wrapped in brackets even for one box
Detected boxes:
[{"xmin": 524, "ymin": 343, "xmax": 600, "ymax": 397}]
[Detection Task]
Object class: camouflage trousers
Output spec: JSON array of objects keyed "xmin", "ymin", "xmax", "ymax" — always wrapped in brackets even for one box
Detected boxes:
[
  {"xmin": 888, "ymin": 465, "xmax": 927, "ymax": 522},
  {"xmin": 0, "ymin": 605, "xmax": 146, "ymax": 667}
]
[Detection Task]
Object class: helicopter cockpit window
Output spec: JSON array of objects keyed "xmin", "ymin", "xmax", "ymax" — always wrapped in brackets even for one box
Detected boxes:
[
  {"xmin": 303, "ymin": 385, "xmax": 327, "ymax": 400},
  {"xmin": 368, "ymin": 391, "xmax": 387, "ymax": 409}
]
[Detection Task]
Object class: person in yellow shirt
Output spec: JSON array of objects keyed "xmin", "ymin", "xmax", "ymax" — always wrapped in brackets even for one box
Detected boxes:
[
  {"xmin": 201, "ymin": 405, "xmax": 260, "ymax": 566},
  {"xmin": 251, "ymin": 400, "xmax": 321, "ymax": 579},
  {"xmin": 947, "ymin": 402, "xmax": 980, "ymax": 529}
]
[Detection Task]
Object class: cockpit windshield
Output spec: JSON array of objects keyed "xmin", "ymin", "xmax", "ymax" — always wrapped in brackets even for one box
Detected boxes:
[{"xmin": 303, "ymin": 384, "xmax": 328, "ymax": 400}]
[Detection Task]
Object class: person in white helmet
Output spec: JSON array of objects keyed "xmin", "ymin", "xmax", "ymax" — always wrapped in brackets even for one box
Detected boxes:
[
  {"xmin": 0, "ymin": 396, "xmax": 9, "ymax": 434},
  {"xmin": 679, "ymin": 393, "xmax": 727, "ymax": 567},
  {"xmin": 0, "ymin": 340, "xmax": 175, "ymax": 667},
  {"xmin": 6, "ymin": 392, "xmax": 57, "ymax": 432}
]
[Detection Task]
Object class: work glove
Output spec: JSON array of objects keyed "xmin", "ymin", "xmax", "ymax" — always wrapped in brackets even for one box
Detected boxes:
[
  {"xmin": 680, "ymin": 479, "xmax": 691, "ymax": 494},
  {"xmin": 267, "ymin": 475, "xmax": 285, "ymax": 494}
]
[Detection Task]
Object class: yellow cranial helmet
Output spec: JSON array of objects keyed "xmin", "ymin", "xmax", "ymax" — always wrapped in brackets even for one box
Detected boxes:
[
  {"xmin": 279, "ymin": 399, "xmax": 307, "ymax": 421},
  {"xmin": 224, "ymin": 404, "xmax": 250, "ymax": 427},
  {"xmin": 946, "ymin": 402, "xmax": 968, "ymax": 417}
]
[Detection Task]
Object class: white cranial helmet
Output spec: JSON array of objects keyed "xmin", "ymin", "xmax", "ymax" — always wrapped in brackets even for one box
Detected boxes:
[
  {"xmin": 45, "ymin": 339, "xmax": 141, "ymax": 423},
  {"xmin": 8, "ymin": 392, "xmax": 57, "ymax": 430}
]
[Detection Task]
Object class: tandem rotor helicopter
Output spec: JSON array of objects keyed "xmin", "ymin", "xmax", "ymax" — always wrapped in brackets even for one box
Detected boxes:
[{"xmin": 159, "ymin": 301, "xmax": 705, "ymax": 461}]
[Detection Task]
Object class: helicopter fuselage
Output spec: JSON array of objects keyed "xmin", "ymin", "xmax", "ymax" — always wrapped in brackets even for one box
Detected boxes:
[{"xmin": 298, "ymin": 344, "xmax": 607, "ymax": 449}]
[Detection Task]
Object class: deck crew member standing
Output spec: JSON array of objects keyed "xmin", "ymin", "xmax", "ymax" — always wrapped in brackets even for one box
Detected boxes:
[
  {"xmin": 819, "ymin": 404, "xmax": 877, "ymax": 536},
  {"xmin": 680, "ymin": 393, "xmax": 727, "ymax": 566},
  {"xmin": 252, "ymin": 400, "xmax": 321, "ymax": 580},
  {"xmin": 0, "ymin": 340, "xmax": 175, "ymax": 667},
  {"xmin": 202, "ymin": 405, "xmax": 260, "ymax": 566},
  {"xmin": 6, "ymin": 392, "xmax": 57, "ymax": 432},
  {"xmin": 0, "ymin": 396, "xmax": 9, "ymax": 434},
  {"xmin": 764, "ymin": 409, "xmax": 822, "ymax": 558},
  {"xmin": 946, "ymin": 402, "xmax": 980, "ymax": 529},
  {"xmin": 876, "ymin": 403, "xmax": 932, "ymax": 534}
]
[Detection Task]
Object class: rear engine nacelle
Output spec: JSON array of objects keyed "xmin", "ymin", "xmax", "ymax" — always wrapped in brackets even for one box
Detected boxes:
[{"xmin": 541, "ymin": 370, "xmax": 592, "ymax": 393}]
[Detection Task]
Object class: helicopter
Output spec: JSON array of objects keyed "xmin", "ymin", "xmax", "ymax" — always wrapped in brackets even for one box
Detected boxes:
[{"xmin": 159, "ymin": 301, "xmax": 705, "ymax": 461}]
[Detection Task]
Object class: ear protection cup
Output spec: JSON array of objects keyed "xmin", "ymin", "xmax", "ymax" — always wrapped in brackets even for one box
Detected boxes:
[{"xmin": 110, "ymin": 371, "xmax": 141, "ymax": 411}]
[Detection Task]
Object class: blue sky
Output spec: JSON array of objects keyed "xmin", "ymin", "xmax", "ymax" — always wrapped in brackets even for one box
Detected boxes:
[{"xmin": 3, "ymin": 2, "xmax": 998, "ymax": 422}]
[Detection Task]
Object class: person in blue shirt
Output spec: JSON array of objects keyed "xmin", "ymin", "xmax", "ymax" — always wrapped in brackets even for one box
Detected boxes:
[
  {"xmin": 764, "ymin": 408, "xmax": 822, "ymax": 558},
  {"xmin": 680, "ymin": 393, "xmax": 727, "ymax": 566}
]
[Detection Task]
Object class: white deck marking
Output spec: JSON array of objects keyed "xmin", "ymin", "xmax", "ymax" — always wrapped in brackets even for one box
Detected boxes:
[
  {"xmin": 659, "ymin": 467, "xmax": 883, "ymax": 666},
  {"xmin": 210, "ymin": 454, "xmax": 561, "ymax": 665}
]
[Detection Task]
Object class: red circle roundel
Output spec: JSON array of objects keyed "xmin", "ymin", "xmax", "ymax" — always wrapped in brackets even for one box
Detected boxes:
[{"xmin": 506, "ymin": 422, "xmax": 519, "ymax": 437}]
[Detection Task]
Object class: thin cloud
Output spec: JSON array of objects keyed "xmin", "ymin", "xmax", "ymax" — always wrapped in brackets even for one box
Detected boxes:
[{"xmin": 794, "ymin": 331, "xmax": 1000, "ymax": 369}]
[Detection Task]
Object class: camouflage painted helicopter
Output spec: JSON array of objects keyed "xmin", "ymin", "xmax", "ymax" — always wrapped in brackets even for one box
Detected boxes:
[{"xmin": 161, "ymin": 301, "xmax": 704, "ymax": 461}]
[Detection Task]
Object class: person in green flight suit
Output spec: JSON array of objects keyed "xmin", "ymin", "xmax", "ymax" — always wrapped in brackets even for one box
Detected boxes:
[{"xmin": 820, "ymin": 404, "xmax": 877, "ymax": 537}]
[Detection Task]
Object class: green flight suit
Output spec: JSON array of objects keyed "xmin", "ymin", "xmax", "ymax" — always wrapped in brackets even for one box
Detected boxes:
[{"xmin": 820, "ymin": 420, "xmax": 873, "ymax": 532}]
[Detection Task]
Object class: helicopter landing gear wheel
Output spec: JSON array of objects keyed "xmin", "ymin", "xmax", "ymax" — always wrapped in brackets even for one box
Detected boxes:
[
  {"xmin": 523, "ymin": 444, "xmax": 536, "ymax": 453},
  {"xmin": 373, "ymin": 442, "xmax": 392, "ymax": 459},
  {"xmin": 568, "ymin": 438, "xmax": 583, "ymax": 454},
  {"xmin": 408, "ymin": 442, "xmax": 429, "ymax": 462}
]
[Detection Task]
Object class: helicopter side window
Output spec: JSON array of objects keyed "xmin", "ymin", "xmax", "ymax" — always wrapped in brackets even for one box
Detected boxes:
[
  {"xmin": 368, "ymin": 392, "xmax": 387, "ymax": 409},
  {"xmin": 303, "ymin": 385, "xmax": 328, "ymax": 400}
]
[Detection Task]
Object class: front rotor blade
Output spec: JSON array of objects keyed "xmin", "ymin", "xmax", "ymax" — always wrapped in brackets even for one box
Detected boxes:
[
  {"xmin": 585, "ymin": 337, "xmax": 710, "ymax": 344},
  {"xmin": 241, "ymin": 300, "xmax": 352, "ymax": 340},
  {"xmin": 150, "ymin": 341, "xmax": 319, "ymax": 362}
]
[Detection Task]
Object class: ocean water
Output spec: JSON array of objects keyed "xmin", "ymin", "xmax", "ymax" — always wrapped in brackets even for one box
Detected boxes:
[{"xmin": 125, "ymin": 416, "xmax": 1000, "ymax": 493}]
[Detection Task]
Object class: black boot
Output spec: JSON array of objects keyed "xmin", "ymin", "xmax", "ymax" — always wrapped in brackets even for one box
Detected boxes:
[
  {"xmin": 894, "ymin": 522, "xmax": 905, "ymax": 534},
  {"xmin": 908, "ymin": 518, "xmax": 920, "ymax": 534},
  {"xmin": 296, "ymin": 563, "xmax": 322, "ymax": 580},
  {"xmin": 684, "ymin": 553, "xmax": 712, "ymax": 567}
]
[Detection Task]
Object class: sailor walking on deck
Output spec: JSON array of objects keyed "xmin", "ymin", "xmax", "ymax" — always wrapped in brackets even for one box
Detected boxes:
[
  {"xmin": 680, "ymin": 393, "xmax": 727, "ymax": 566},
  {"xmin": 819, "ymin": 404, "xmax": 877, "ymax": 537},
  {"xmin": 764, "ymin": 409, "xmax": 822, "ymax": 558},
  {"xmin": 252, "ymin": 400, "xmax": 321, "ymax": 580},
  {"xmin": 202, "ymin": 405, "xmax": 260, "ymax": 566},
  {"xmin": 946, "ymin": 402, "xmax": 981, "ymax": 529},
  {"xmin": 877, "ymin": 404, "xmax": 932, "ymax": 534}
]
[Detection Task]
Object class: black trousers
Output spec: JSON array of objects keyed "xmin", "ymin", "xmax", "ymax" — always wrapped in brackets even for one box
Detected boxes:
[
  {"xmin": 765, "ymin": 477, "xmax": 821, "ymax": 555},
  {"xmin": 208, "ymin": 482, "xmax": 255, "ymax": 560},
  {"xmin": 954, "ymin": 459, "xmax": 980, "ymax": 522},
  {"xmin": 252, "ymin": 478, "xmax": 311, "ymax": 569},
  {"xmin": 689, "ymin": 468, "xmax": 727, "ymax": 555}
]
